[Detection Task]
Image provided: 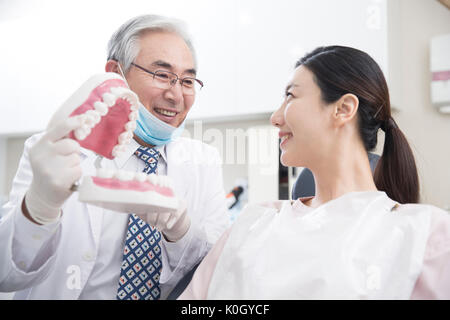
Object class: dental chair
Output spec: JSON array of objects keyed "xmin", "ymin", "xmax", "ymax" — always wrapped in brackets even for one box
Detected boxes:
[
  {"xmin": 167, "ymin": 263, "xmax": 199, "ymax": 299},
  {"xmin": 291, "ymin": 153, "xmax": 380, "ymax": 199}
]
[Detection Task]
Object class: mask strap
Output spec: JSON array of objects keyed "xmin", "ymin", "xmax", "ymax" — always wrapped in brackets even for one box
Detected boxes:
[{"xmin": 117, "ymin": 62, "xmax": 130, "ymax": 89}]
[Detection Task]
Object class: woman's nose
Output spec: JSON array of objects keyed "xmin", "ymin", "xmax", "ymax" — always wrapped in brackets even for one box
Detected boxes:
[{"xmin": 270, "ymin": 103, "xmax": 285, "ymax": 128}]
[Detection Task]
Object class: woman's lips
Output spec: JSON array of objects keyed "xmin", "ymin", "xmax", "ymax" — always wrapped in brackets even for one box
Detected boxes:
[{"xmin": 279, "ymin": 132, "xmax": 293, "ymax": 148}]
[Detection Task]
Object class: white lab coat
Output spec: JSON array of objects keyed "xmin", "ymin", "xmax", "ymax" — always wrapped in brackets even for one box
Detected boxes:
[{"xmin": 0, "ymin": 133, "xmax": 229, "ymax": 299}]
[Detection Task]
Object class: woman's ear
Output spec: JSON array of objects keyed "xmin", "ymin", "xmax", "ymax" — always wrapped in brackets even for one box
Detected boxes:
[{"xmin": 333, "ymin": 93, "xmax": 359, "ymax": 127}]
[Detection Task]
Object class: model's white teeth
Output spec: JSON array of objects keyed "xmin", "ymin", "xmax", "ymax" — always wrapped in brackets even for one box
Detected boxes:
[
  {"xmin": 134, "ymin": 172, "xmax": 148, "ymax": 182},
  {"xmin": 81, "ymin": 123, "xmax": 91, "ymax": 132},
  {"xmin": 110, "ymin": 87, "xmax": 128, "ymax": 97},
  {"xmin": 147, "ymin": 174, "xmax": 158, "ymax": 185},
  {"xmin": 94, "ymin": 101, "xmax": 108, "ymax": 116},
  {"xmin": 157, "ymin": 175, "xmax": 168, "ymax": 187},
  {"xmin": 102, "ymin": 92, "xmax": 117, "ymax": 107},
  {"xmin": 74, "ymin": 128, "xmax": 89, "ymax": 140},
  {"xmin": 111, "ymin": 145, "xmax": 126, "ymax": 157},
  {"xmin": 73, "ymin": 111, "xmax": 99, "ymax": 141},
  {"xmin": 85, "ymin": 110, "xmax": 101, "ymax": 125},
  {"xmin": 83, "ymin": 114, "xmax": 94, "ymax": 126},
  {"xmin": 96, "ymin": 168, "xmax": 115, "ymax": 179},
  {"xmin": 73, "ymin": 117, "xmax": 92, "ymax": 140},
  {"xmin": 83, "ymin": 113, "xmax": 97, "ymax": 128},
  {"xmin": 93, "ymin": 168, "xmax": 173, "ymax": 188},
  {"xmin": 110, "ymin": 87, "xmax": 139, "ymax": 111},
  {"xmin": 129, "ymin": 101, "xmax": 138, "ymax": 111},
  {"xmin": 118, "ymin": 131, "xmax": 133, "ymax": 145},
  {"xmin": 73, "ymin": 87, "xmax": 139, "ymax": 143},
  {"xmin": 129, "ymin": 111, "xmax": 138, "ymax": 121},
  {"xmin": 73, "ymin": 87, "xmax": 140, "ymax": 145},
  {"xmin": 125, "ymin": 120, "xmax": 136, "ymax": 132},
  {"xmin": 146, "ymin": 174, "xmax": 173, "ymax": 188},
  {"xmin": 115, "ymin": 170, "xmax": 135, "ymax": 181},
  {"xmin": 155, "ymin": 108, "xmax": 176, "ymax": 117},
  {"xmin": 160, "ymin": 175, "xmax": 172, "ymax": 187}
]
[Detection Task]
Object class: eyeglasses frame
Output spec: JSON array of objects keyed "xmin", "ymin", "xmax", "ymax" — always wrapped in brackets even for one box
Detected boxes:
[{"xmin": 130, "ymin": 62, "xmax": 203, "ymax": 93}]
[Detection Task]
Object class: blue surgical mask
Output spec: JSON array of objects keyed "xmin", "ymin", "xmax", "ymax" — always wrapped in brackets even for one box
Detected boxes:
[
  {"xmin": 117, "ymin": 63, "xmax": 185, "ymax": 146},
  {"xmin": 134, "ymin": 103, "xmax": 185, "ymax": 146}
]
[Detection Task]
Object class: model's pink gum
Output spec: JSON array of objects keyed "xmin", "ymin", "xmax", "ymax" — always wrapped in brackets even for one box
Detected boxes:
[
  {"xmin": 92, "ymin": 176, "xmax": 175, "ymax": 197},
  {"xmin": 68, "ymin": 79, "xmax": 131, "ymax": 159}
]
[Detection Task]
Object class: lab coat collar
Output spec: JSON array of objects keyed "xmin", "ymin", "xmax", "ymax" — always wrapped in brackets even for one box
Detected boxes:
[
  {"xmin": 78, "ymin": 148, "xmax": 103, "ymax": 250},
  {"xmin": 165, "ymin": 137, "xmax": 191, "ymax": 166}
]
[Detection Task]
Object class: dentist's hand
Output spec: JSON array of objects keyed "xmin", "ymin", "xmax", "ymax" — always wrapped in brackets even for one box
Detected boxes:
[
  {"xmin": 24, "ymin": 117, "xmax": 83, "ymax": 225},
  {"xmin": 144, "ymin": 199, "xmax": 191, "ymax": 242}
]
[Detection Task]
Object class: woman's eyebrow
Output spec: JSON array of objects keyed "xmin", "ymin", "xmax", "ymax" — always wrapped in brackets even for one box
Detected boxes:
[{"xmin": 285, "ymin": 84, "xmax": 299, "ymax": 92}]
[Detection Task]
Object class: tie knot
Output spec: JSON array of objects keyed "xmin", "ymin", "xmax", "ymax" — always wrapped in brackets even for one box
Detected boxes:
[{"xmin": 135, "ymin": 146, "xmax": 159, "ymax": 175}]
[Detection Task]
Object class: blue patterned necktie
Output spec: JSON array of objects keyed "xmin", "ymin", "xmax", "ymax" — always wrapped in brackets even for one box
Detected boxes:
[{"xmin": 116, "ymin": 146, "xmax": 162, "ymax": 300}]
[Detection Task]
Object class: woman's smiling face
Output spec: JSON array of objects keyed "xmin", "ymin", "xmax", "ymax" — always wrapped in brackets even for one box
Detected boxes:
[{"xmin": 271, "ymin": 65, "xmax": 335, "ymax": 167}]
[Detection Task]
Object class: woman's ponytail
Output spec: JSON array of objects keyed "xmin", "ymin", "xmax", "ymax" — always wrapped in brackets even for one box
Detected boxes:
[{"xmin": 373, "ymin": 117, "xmax": 419, "ymax": 203}]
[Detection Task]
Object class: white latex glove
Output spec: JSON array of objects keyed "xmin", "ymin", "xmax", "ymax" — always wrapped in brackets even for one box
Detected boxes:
[
  {"xmin": 144, "ymin": 199, "xmax": 191, "ymax": 242},
  {"xmin": 25, "ymin": 117, "xmax": 83, "ymax": 225}
]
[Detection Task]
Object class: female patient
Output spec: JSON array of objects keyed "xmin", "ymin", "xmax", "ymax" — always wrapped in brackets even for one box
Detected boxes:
[{"xmin": 179, "ymin": 46, "xmax": 450, "ymax": 299}]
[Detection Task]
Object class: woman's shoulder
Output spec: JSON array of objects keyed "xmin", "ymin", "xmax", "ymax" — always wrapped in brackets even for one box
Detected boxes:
[
  {"xmin": 395, "ymin": 202, "xmax": 449, "ymax": 219},
  {"xmin": 409, "ymin": 205, "xmax": 450, "ymax": 299},
  {"xmin": 397, "ymin": 203, "xmax": 450, "ymax": 250},
  {"xmin": 423, "ymin": 206, "xmax": 450, "ymax": 255},
  {"xmin": 232, "ymin": 200, "xmax": 289, "ymax": 226},
  {"xmin": 252, "ymin": 200, "xmax": 289, "ymax": 211},
  {"xmin": 242, "ymin": 199, "xmax": 300, "ymax": 216}
]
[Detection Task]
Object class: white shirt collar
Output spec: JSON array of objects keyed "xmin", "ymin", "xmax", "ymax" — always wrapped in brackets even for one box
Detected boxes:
[{"xmin": 113, "ymin": 139, "xmax": 167, "ymax": 169}]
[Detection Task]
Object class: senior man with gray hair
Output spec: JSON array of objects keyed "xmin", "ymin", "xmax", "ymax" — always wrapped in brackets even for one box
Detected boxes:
[{"xmin": 0, "ymin": 14, "xmax": 229, "ymax": 300}]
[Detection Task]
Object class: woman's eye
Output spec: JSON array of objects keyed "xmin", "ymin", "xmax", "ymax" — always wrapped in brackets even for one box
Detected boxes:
[{"xmin": 285, "ymin": 91, "xmax": 293, "ymax": 98}]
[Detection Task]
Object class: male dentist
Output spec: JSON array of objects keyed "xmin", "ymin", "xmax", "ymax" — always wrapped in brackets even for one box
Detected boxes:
[{"xmin": 0, "ymin": 14, "xmax": 229, "ymax": 300}]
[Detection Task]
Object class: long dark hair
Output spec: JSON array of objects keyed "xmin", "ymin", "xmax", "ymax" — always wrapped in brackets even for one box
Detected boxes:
[{"xmin": 296, "ymin": 46, "xmax": 419, "ymax": 203}]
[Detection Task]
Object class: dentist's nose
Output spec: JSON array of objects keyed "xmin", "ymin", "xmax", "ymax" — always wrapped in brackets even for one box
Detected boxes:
[{"xmin": 163, "ymin": 81, "xmax": 184, "ymax": 105}]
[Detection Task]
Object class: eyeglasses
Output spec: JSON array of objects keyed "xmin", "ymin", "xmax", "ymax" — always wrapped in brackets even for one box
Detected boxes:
[{"xmin": 130, "ymin": 62, "xmax": 203, "ymax": 96}]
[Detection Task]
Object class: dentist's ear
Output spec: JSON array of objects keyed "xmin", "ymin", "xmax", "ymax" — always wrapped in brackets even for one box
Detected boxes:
[
  {"xmin": 333, "ymin": 93, "xmax": 359, "ymax": 127},
  {"xmin": 105, "ymin": 60, "xmax": 131, "ymax": 89},
  {"xmin": 105, "ymin": 60, "xmax": 120, "ymax": 74}
]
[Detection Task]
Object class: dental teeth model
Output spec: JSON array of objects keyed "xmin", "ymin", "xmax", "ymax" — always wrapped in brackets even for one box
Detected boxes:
[
  {"xmin": 78, "ymin": 168, "xmax": 179, "ymax": 215},
  {"xmin": 47, "ymin": 72, "xmax": 139, "ymax": 159},
  {"xmin": 48, "ymin": 72, "xmax": 179, "ymax": 214}
]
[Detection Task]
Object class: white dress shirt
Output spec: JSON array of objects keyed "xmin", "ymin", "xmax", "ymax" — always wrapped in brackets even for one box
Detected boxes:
[{"xmin": 78, "ymin": 141, "xmax": 167, "ymax": 299}]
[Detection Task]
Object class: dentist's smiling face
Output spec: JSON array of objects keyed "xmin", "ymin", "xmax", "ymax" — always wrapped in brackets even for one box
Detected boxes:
[
  {"xmin": 123, "ymin": 31, "xmax": 196, "ymax": 128},
  {"xmin": 271, "ymin": 65, "xmax": 334, "ymax": 167}
]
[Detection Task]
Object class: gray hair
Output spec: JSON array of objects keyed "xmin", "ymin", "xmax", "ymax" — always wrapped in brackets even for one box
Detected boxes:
[{"xmin": 107, "ymin": 14, "xmax": 197, "ymax": 73}]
